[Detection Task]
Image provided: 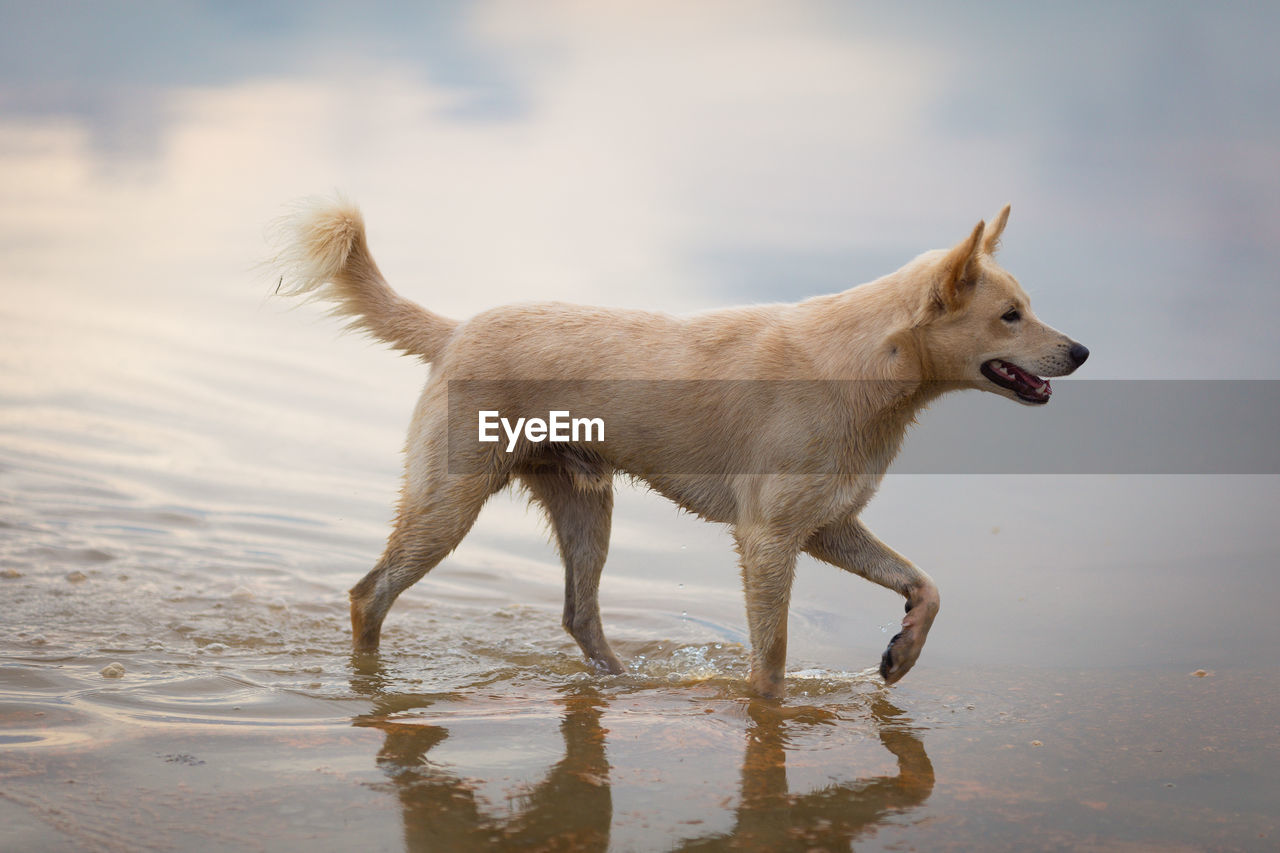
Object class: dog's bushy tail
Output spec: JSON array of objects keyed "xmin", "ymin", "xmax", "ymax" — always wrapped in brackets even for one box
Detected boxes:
[{"xmin": 270, "ymin": 198, "xmax": 457, "ymax": 361}]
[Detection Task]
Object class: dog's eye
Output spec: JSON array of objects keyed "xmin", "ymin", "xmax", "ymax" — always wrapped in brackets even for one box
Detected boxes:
[{"xmin": 1001, "ymin": 308, "xmax": 1021, "ymax": 323}]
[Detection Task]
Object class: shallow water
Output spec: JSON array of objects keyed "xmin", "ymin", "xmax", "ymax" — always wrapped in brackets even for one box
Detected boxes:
[
  {"xmin": 3, "ymin": 283, "xmax": 1279, "ymax": 851},
  {"xmin": 5, "ymin": 4, "xmax": 1280, "ymax": 850}
]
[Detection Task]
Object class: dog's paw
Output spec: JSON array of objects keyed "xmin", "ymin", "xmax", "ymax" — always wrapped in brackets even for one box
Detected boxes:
[
  {"xmin": 750, "ymin": 676, "xmax": 787, "ymax": 701},
  {"xmin": 880, "ymin": 588, "xmax": 939, "ymax": 684},
  {"xmin": 591, "ymin": 654, "xmax": 626, "ymax": 676},
  {"xmin": 878, "ymin": 634, "xmax": 899, "ymax": 681},
  {"xmin": 879, "ymin": 630, "xmax": 921, "ymax": 685}
]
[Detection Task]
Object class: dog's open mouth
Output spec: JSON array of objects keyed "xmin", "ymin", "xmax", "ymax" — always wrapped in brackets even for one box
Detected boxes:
[{"xmin": 981, "ymin": 359, "xmax": 1051, "ymax": 404}]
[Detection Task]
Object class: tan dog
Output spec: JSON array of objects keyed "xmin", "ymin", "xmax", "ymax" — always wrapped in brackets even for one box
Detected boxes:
[{"xmin": 273, "ymin": 201, "xmax": 1088, "ymax": 698}]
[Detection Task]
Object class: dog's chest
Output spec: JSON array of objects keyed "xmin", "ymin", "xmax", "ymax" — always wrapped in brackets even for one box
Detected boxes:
[{"xmin": 826, "ymin": 473, "xmax": 884, "ymax": 521}]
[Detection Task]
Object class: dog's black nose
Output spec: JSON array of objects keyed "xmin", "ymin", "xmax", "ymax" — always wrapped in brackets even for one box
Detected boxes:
[{"xmin": 1068, "ymin": 342, "xmax": 1090, "ymax": 366}]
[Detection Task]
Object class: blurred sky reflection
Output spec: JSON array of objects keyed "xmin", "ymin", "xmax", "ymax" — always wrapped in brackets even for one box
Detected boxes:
[{"xmin": 2, "ymin": 0, "xmax": 1278, "ymax": 380}]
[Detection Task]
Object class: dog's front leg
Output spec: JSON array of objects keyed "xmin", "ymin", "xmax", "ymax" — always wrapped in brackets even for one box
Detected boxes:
[
  {"xmin": 805, "ymin": 517, "xmax": 940, "ymax": 684},
  {"xmin": 734, "ymin": 528, "xmax": 800, "ymax": 699}
]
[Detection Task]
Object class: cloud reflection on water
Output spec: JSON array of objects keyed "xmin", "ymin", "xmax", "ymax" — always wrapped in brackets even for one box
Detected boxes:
[{"xmin": 3, "ymin": 1, "xmax": 1277, "ymax": 379}]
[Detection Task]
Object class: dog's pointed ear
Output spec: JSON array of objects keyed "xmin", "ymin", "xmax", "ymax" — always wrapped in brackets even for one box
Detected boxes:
[
  {"xmin": 982, "ymin": 204, "xmax": 1011, "ymax": 255},
  {"xmin": 937, "ymin": 220, "xmax": 985, "ymax": 311}
]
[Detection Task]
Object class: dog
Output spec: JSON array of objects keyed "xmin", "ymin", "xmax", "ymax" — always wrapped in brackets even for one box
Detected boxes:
[{"xmin": 272, "ymin": 200, "xmax": 1087, "ymax": 699}]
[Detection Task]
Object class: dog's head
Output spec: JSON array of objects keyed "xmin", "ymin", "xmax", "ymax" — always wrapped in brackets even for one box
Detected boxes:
[{"xmin": 913, "ymin": 206, "xmax": 1088, "ymax": 405}]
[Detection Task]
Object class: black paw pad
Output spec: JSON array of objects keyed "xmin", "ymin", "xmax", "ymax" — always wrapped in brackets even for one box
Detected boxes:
[{"xmin": 879, "ymin": 632, "xmax": 904, "ymax": 680}]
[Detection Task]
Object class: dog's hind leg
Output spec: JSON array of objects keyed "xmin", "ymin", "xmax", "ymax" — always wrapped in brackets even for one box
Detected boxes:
[
  {"xmin": 349, "ymin": 469, "xmax": 498, "ymax": 652},
  {"xmin": 805, "ymin": 516, "xmax": 940, "ymax": 684},
  {"xmin": 522, "ymin": 466, "xmax": 624, "ymax": 674}
]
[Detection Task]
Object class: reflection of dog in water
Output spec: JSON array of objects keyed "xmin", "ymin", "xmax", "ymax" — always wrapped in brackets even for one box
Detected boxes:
[
  {"xmin": 275, "ymin": 201, "xmax": 1087, "ymax": 696},
  {"xmin": 354, "ymin": 688, "xmax": 931, "ymax": 849},
  {"xmin": 683, "ymin": 696, "xmax": 934, "ymax": 849},
  {"xmin": 360, "ymin": 691, "xmax": 612, "ymax": 850}
]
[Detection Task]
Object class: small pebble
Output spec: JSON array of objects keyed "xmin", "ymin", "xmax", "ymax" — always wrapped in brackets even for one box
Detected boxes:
[
  {"xmin": 66, "ymin": 571, "xmax": 88, "ymax": 583},
  {"xmin": 100, "ymin": 662, "xmax": 126, "ymax": 678},
  {"xmin": 1191, "ymin": 669, "xmax": 1212, "ymax": 678},
  {"xmin": 1030, "ymin": 740, "xmax": 1043, "ymax": 747}
]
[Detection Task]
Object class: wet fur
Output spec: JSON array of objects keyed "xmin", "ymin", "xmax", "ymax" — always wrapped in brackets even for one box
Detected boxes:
[{"xmin": 272, "ymin": 200, "xmax": 1086, "ymax": 698}]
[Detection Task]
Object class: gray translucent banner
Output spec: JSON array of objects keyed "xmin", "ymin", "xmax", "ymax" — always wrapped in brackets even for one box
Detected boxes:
[{"xmin": 445, "ymin": 380, "xmax": 1280, "ymax": 475}]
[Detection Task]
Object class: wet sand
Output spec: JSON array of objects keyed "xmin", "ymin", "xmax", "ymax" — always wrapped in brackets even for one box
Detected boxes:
[
  {"xmin": 3, "ymin": 375, "xmax": 1278, "ymax": 850},
  {"xmin": 3, "ymin": 649, "xmax": 1276, "ymax": 850}
]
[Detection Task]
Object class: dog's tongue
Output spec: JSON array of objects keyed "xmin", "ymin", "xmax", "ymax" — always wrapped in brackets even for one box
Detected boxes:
[{"xmin": 1006, "ymin": 362, "xmax": 1051, "ymax": 401}]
